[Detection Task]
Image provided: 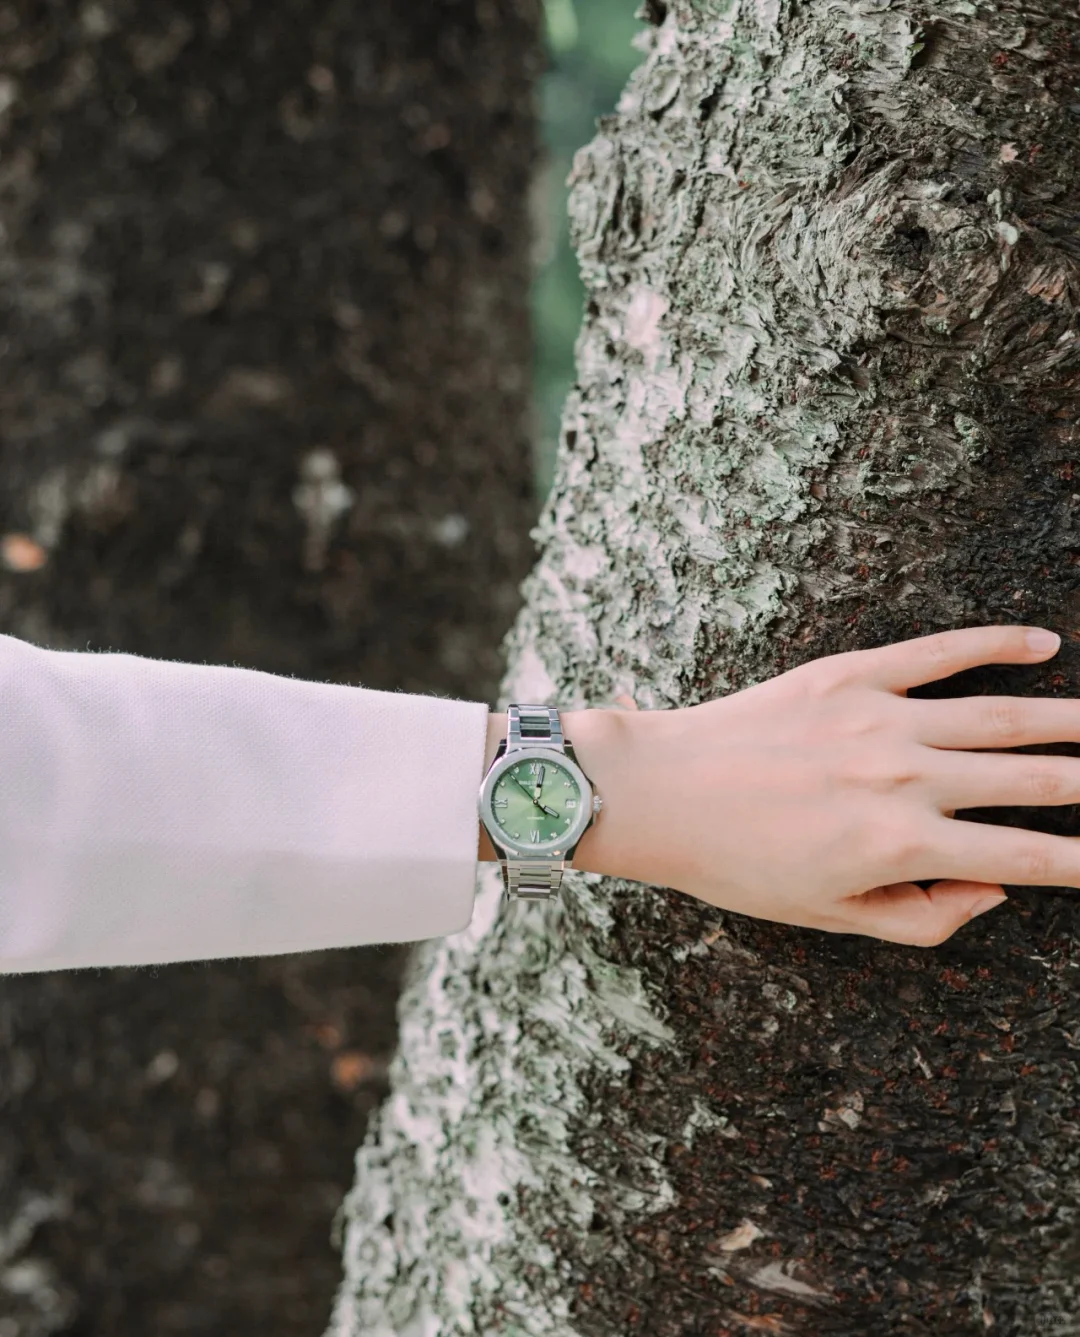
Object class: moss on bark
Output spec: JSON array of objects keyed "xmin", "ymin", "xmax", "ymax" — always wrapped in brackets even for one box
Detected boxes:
[{"xmin": 331, "ymin": 0, "xmax": 1080, "ymax": 1333}]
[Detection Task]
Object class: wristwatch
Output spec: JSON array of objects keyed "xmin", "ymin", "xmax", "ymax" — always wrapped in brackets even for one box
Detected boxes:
[{"xmin": 477, "ymin": 704, "xmax": 602, "ymax": 901}]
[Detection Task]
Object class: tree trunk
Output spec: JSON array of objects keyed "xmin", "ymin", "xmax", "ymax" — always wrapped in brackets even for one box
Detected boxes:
[
  {"xmin": 329, "ymin": 1, "xmax": 1080, "ymax": 1334},
  {"xmin": 0, "ymin": 2, "xmax": 540, "ymax": 1333}
]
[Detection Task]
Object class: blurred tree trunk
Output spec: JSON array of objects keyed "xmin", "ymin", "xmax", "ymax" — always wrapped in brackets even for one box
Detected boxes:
[
  {"xmin": 0, "ymin": 1, "xmax": 540, "ymax": 1333},
  {"xmin": 329, "ymin": 1, "xmax": 1080, "ymax": 1334}
]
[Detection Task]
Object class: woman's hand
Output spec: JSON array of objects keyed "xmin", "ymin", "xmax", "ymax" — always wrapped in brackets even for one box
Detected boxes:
[{"xmin": 568, "ymin": 624, "xmax": 1078, "ymax": 946}]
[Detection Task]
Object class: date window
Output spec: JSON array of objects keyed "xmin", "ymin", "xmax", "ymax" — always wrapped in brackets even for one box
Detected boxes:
[{"xmin": 565, "ymin": 799, "xmax": 577, "ymax": 809}]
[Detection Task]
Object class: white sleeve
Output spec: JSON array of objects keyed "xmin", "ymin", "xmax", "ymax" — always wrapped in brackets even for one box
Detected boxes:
[{"xmin": 0, "ymin": 632, "xmax": 491, "ymax": 974}]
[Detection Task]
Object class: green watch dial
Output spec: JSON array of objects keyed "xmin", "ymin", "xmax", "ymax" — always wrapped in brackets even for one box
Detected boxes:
[{"xmin": 491, "ymin": 758, "xmax": 582, "ymax": 846}]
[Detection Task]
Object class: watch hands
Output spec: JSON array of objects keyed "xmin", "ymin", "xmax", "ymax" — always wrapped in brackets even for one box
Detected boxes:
[
  {"xmin": 533, "ymin": 764, "xmax": 545, "ymax": 803},
  {"xmin": 510, "ymin": 773, "xmax": 559, "ymax": 819},
  {"xmin": 511, "ymin": 775, "xmax": 547, "ymax": 810}
]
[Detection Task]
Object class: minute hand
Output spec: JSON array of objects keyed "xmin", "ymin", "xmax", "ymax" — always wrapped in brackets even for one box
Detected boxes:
[{"xmin": 511, "ymin": 775, "xmax": 559, "ymax": 818}]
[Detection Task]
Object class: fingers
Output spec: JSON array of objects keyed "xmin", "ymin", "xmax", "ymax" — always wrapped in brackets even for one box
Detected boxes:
[
  {"xmin": 835, "ymin": 625, "xmax": 1060, "ymax": 695},
  {"xmin": 847, "ymin": 881, "xmax": 1008, "ymax": 946},
  {"xmin": 929, "ymin": 815, "xmax": 1080, "ymax": 889},
  {"xmin": 907, "ymin": 694, "xmax": 1080, "ymax": 751},
  {"xmin": 923, "ymin": 750, "xmax": 1080, "ymax": 811}
]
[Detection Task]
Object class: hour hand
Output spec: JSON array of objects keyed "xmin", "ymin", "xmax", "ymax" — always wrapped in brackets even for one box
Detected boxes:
[
  {"xmin": 512, "ymin": 775, "xmax": 556, "ymax": 818},
  {"xmin": 533, "ymin": 764, "xmax": 545, "ymax": 802}
]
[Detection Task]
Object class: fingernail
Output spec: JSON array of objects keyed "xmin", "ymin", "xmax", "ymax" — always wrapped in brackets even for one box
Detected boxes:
[
  {"xmin": 1026, "ymin": 629, "xmax": 1060, "ymax": 653},
  {"xmin": 968, "ymin": 893, "xmax": 1007, "ymax": 921}
]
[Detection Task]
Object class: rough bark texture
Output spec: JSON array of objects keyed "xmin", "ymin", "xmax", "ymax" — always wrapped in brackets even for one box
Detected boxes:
[
  {"xmin": 0, "ymin": 2, "xmax": 540, "ymax": 1333},
  {"xmin": 330, "ymin": 1, "xmax": 1080, "ymax": 1334}
]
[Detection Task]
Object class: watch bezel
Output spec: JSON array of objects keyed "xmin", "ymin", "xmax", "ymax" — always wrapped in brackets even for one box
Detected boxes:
[{"xmin": 478, "ymin": 745, "xmax": 594, "ymax": 856}]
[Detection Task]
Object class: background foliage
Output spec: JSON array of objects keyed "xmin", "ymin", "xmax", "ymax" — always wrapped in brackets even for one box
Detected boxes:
[{"xmin": 532, "ymin": 0, "xmax": 643, "ymax": 502}]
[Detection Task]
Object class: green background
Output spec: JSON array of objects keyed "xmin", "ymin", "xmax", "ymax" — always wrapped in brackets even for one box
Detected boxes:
[{"xmin": 532, "ymin": 0, "xmax": 644, "ymax": 503}]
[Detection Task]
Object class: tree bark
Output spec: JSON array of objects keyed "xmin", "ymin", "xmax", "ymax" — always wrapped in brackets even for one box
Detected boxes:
[
  {"xmin": 329, "ymin": 1, "xmax": 1080, "ymax": 1334},
  {"xmin": 0, "ymin": 2, "xmax": 540, "ymax": 1333}
]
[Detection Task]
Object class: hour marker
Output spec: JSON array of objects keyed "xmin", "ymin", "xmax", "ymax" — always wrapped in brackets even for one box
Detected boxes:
[
  {"xmin": 494, "ymin": 798, "xmax": 508, "ymax": 807},
  {"xmin": 565, "ymin": 799, "xmax": 576, "ymax": 809},
  {"xmin": 530, "ymin": 830, "xmax": 541, "ymax": 844}
]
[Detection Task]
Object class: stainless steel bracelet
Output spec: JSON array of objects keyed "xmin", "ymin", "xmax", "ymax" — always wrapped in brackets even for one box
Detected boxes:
[
  {"xmin": 507, "ymin": 703, "xmax": 564, "ymax": 751},
  {"xmin": 503, "ymin": 858, "xmax": 565, "ymax": 901},
  {"xmin": 501, "ymin": 704, "xmax": 566, "ymax": 901}
]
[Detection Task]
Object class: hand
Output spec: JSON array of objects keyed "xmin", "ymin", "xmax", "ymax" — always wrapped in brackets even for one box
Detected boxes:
[
  {"xmin": 510, "ymin": 772, "xmax": 559, "ymax": 819},
  {"xmin": 567, "ymin": 625, "xmax": 1078, "ymax": 946}
]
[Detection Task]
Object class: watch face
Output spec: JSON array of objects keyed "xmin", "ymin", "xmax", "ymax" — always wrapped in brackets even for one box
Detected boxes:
[{"xmin": 491, "ymin": 757, "xmax": 582, "ymax": 847}]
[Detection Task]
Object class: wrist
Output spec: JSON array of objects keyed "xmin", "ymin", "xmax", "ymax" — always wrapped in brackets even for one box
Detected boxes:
[
  {"xmin": 558, "ymin": 707, "xmax": 639, "ymax": 879},
  {"xmin": 477, "ymin": 712, "xmax": 506, "ymax": 862},
  {"xmin": 476, "ymin": 706, "xmax": 639, "ymax": 872}
]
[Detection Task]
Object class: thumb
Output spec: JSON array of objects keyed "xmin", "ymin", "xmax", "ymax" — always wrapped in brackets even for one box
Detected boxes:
[{"xmin": 852, "ymin": 880, "xmax": 1008, "ymax": 947}]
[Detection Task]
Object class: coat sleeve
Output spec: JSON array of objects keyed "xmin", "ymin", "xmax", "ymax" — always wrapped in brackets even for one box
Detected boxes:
[{"xmin": 0, "ymin": 633, "xmax": 491, "ymax": 974}]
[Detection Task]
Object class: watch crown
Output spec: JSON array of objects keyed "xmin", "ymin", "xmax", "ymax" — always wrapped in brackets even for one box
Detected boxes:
[{"xmin": 593, "ymin": 795, "xmax": 603, "ymax": 814}]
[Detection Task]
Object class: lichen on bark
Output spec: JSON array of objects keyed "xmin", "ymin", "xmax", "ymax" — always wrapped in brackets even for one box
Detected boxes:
[{"xmin": 329, "ymin": 0, "xmax": 1080, "ymax": 1333}]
